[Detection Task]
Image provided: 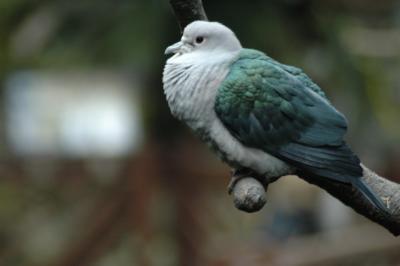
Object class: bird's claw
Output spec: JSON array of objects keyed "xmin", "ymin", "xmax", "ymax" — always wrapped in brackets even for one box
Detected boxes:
[{"xmin": 228, "ymin": 175, "xmax": 240, "ymax": 194}]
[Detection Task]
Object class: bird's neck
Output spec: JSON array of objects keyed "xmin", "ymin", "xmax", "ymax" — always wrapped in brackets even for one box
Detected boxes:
[{"xmin": 163, "ymin": 51, "xmax": 239, "ymax": 130}]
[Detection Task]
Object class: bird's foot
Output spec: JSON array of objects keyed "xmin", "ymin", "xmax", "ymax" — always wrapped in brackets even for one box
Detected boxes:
[{"xmin": 228, "ymin": 168, "xmax": 266, "ymax": 194}]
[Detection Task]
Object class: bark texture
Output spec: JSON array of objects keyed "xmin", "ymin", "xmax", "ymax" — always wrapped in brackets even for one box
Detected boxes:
[{"xmin": 167, "ymin": 0, "xmax": 400, "ymax": 236}]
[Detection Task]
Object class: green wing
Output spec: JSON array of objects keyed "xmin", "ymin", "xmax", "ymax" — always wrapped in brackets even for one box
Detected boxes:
[
  {"xmin": 215, "ymin": 49, "xmax": 362, "ymax": 182},
  {"xmin": 267, "ymin": 57, "xmax": 328, "ymax": 100}
]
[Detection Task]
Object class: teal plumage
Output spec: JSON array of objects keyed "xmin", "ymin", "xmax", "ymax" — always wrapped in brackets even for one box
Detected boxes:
[{"xmin": 215, "ymin": 49, "xmax": 346, "ymax": 148}]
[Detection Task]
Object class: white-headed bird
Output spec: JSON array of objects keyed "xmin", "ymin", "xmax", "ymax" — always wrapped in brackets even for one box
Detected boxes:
[{"xmin": 163, "ymin": 21, "xmax": 387, "ymax": 212}]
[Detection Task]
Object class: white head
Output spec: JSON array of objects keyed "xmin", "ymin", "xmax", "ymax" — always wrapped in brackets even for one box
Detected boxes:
[
  {"xmin": 163, "ymin": 21, "xmax": 241, "ymax": 125},
  {"xmin": 165, "ymin": 21, "xmax": 242, "ymax": 58}
]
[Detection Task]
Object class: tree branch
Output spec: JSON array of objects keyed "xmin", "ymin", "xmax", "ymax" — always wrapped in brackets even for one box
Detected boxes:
[
  {"xmin": 167, "ymin": 0, "xmax": 400, "ymax": 236},
  {"xmin": 169, "ymin": 0, "xmax": 207, "ymax": 31},
  {"xmin": 301, "ymin": 165, "xmax": 400, "ymax": 234}
]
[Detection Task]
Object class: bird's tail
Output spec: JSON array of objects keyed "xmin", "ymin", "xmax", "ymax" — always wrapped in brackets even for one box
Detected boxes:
[{"xmin": 351, "ymin": 177, "xmax": 389, "ymax": 214}]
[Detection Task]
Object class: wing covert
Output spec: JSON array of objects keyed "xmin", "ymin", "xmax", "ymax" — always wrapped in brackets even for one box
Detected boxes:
[{"xmin": 215, "ymin": 49, "xmax": 362, "ymax": 180}]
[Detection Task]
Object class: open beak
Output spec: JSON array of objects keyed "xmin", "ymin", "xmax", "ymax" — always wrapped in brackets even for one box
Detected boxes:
[{"xmin": 165, "ymin": 41, "xmax": 183, "ymax": 55}]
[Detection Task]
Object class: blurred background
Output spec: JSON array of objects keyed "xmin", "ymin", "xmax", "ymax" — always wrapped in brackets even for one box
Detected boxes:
[{"xmin": 0, "ymin": 0, "xmax": 399, "ymax": 265}]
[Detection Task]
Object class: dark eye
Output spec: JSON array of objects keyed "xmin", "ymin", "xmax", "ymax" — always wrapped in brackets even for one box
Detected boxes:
[{"xmin": 195, "ymin": 36, "xmax": 204, "ymax": 44}]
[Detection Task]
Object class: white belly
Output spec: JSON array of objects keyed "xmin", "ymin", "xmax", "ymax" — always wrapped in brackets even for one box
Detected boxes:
[{"xmin": 205, "ymin": 116, "xmax": 293, "ymax": 178}]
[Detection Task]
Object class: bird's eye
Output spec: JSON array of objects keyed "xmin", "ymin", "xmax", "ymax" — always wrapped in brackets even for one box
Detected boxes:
[{"xmin": 195, "ymin": 36, "xmax": 204, "ymax": 44}]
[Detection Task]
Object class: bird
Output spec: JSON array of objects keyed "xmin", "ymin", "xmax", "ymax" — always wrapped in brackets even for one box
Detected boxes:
[{"xmin": 162, "ymin": 20, "xmax": 387, "ymax": 212}]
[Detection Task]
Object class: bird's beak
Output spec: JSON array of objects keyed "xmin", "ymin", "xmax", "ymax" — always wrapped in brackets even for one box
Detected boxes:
[{"xmin": 165, "ymin": 41, "xmax": 183, "ymax": 55}]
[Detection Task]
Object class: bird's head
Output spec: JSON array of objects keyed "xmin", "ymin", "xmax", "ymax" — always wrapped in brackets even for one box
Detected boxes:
[{"xmin": 165, "ymin": 21, "xmax": 242, "ymax": 58}]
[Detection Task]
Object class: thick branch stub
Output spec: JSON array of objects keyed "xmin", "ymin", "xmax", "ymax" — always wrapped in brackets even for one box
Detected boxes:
[
  {"xmin": 231, "ymin": 177, "xmax": 266, "ymax": 212},
  {"xmin": 169, "ymin": 0, "xmax": 208, "ymax": 31}
]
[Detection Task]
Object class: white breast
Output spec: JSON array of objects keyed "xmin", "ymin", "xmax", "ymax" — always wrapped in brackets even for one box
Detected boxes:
[
  {"xmin": 162, "ymin": 52, "xmax": 292, "ymax": 178},
  {"xmin": 163, "ymin": 51, "xmax": 232, "ymax": 129}
]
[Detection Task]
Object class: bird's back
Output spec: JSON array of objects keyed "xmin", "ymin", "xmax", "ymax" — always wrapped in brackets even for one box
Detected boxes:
[{"xmin": 236, "ymin": 49, "xmax": 328, "ymax": 99}]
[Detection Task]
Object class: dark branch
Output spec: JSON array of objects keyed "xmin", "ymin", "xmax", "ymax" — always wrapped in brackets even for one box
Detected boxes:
[
  {"xmin": 167, "ymin": 0, "xmax": 400, "ymax": 236},
  {"xmin": 169, "ymin": 0, "xmax": 208, "ymax": 31},
  {"xmin": 300, "ymin": 165, "xmax": 400, "ymax": 236}
]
